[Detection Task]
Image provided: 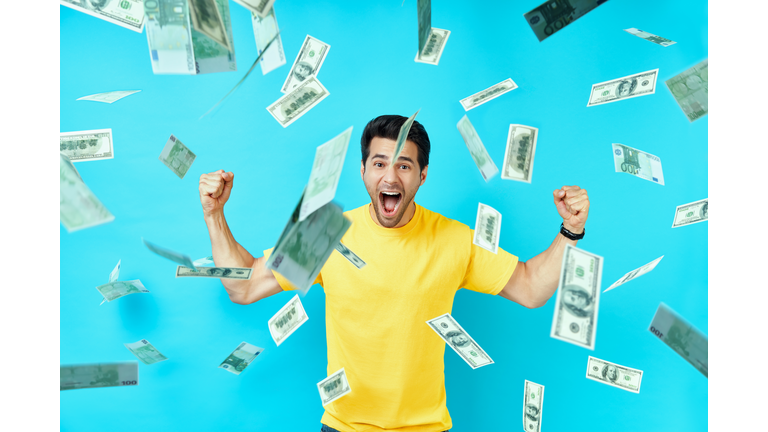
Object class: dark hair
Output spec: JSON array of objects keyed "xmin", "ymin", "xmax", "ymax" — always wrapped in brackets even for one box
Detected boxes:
[{"xmin": 361, "ymin": 115, "xmax": 430, "ymax": 170}]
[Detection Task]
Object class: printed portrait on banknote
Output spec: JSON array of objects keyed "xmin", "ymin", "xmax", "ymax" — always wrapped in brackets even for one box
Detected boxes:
[
  {"xmin": 616, "ymin": 79, "xmax": 637, "ymax": 97},
  {"xmin": 207, "ymin": 267, "xmax": 232, "ymax": 277},
  {"xmin": 561, "ymin": 285, "xmax": 594, "ymax": 318},
  {"xmin": 292, "ymin": 61, "xmax": 315, "ymax": 82},
  {"xmin": 525, "ymin": 404, "xmax": 540, "ymax": 422},
  {"xmin": 445, "ymin": 330, "xmax": 471, "ymax": 348},
  {"xmin": 602, "ymin": 364, "xmax": 619, "ymax": 383},
  {"xmin": 76, "ymin": 0, "xmax": 111, "ymax": 10}
]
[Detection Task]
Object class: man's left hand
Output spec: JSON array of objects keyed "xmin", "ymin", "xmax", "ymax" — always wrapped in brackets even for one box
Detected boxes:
[{"xmin": 553, "ymin": 185, "xmax": 590, "ymax": 234}]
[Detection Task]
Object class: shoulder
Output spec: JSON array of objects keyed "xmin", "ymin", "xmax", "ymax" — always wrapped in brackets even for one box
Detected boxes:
[
  {"xmin": 419, "ymin": 205, "xmax": 471, "ymax": 235},
  {"xmin": 343, "ymin": 204, "xmax": 370, "ymax": 221}
]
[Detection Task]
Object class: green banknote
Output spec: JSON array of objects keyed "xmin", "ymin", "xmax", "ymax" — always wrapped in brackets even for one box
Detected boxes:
[
  {"xmin": 300, "ymin": 126, "xmax": 354, "ymax": 221},
  {"xmin": 268, "ymin": 294, "xmax": 309, "ymax": 346},
  {"xmin": 649, "ymin": 303, "xmax": 708, "ymax": 377},
  {"xmin": 523, "ymin": 0, "xmax": 608, "ymax": 42},
  {"xmin": 60, "ymin": 154, "xmax": 114, "ymax": 232},
  {"xmin": 60, "ymin": 0, "xmax": 145, "ymax": 33},
  {"xmin": 252, "ymin": 7, "xmax": 285, "ymax": 75},
  {"xmin": 124, "ymin": 340, "xmax": 169, "ymax": 365},
  {"xmin": 417, "ymin": 0, "xmax": 431, "ymax": 54},
  {"xmin": 612, "ymin": 143, "xmax": 664, "ymax": 185},
  {"xmin": 76, "ymin": 90, "xmax": 141, "ymax": 104},
  {"xmin": 586, "ymin": 356, "xmax": 643, "ymax": 393},
  {"xmin": 317, "ymin": 368, "xmax": 352, "ymax": 406},
  {"xmin": 266, "ymin": 191, "xmax": 351, "ymax": 293},
  {"xmin": 391, "ymin": 110, "xmax": 420, "ymax": 166},
  {"xmin": 523, "ymin": 380, "xmax": 544, "ymax": 432},
  {"xmin": 60, "ymin": 362, "xmax": 138, "ymax": 391},
  {"xmin": 671, "ymin": 198, "xmax": 708, "ymax": 228},
  {"xmin": 665, "ymin": 59, "xmax": 708, "ymax": 122},
  {"xmin": 108, "ymin": 259, "xmax": 121, "ymax": 283},
  {"xmin": 219, "ymin": 342, "xmax": 264, "ymax": 375},
  {"xmin": 234, "ymin": 0, "xmax": 275, "ymax": 18},
  {"xmin": 457, "ymin": 115, "xmax": 499, "ymax": 182},
  {"xmin": 97, "ymin": 280, "xmax": 149, "ymax": 304},
  {"xmin": 624, "ymin": 28, "xmax": 676, "ymax": 47},
  {"xmin": 159, "ymin": 134, "xmax": 196, "ymax": 179},
  {"xmin": 142, "ymin": 238, "xmax": 198, "ymax": 270}
]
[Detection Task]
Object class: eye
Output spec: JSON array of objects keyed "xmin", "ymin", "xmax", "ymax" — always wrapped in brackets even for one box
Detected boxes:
[
  {"xmin": 374, "ymin": 162, "xmax": 383, "ymax": 168},
  {"xmin": 400, "ymin": 164, "xmax": 409, "ymax": 169}
]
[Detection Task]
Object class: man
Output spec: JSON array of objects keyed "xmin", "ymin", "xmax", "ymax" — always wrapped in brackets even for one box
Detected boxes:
[{"xmin": 199, "ymin": 115, "xmax": 590, "ymax": 432}]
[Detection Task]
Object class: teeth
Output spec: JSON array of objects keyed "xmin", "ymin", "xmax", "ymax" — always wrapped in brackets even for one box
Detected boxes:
[{"xmin": 382, "ymin": 192, "xmax": 399, "ymax": 196}]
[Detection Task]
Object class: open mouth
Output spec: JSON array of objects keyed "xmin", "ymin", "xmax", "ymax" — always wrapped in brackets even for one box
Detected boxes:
[{"xmin": 378, "ymin": 191, "xmax": 402, "ymax": 218}]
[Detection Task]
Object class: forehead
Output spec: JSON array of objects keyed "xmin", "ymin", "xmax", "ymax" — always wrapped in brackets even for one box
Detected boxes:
[{"xmin": 368, "ymin": 136, "xmax": 419, "ymax": 162}]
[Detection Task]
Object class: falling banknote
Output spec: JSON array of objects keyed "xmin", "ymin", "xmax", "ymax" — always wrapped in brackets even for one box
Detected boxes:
[
  {"xmin": 671, "ymin": 198, "xmax": 708, "ymax": 228},
  {"xmin": 60, "ymin": 362, "xmax": 138, "ymax": 391},
  {"xmin": 649, "ymin": 303, "xmax": 708, "ymax": 377},
  {"xmin": 97, "ymin": 280, "xmax": 149, "ymax": 304},
  {"xmin": 473, "ymin": 203, "xmax": 502, "ymax": 254},
  {"xmin": 281, "ymin": 35, "xmax": 331, "ymax": 93},
  {"xmin": 124, "ymin": 340, "xmax": 169, "ymax": 365},
  {"xmin": 233, "ymin": 0, "xmax": 275, "ymax": 18},
  {"xmin": 60, "ymin": 129, "xmax": 114, "ymax": 162},
  {"xmin": 60, "ymin": 0, "xmax": 145, "ymax": 33},
  {"xmin": 335, "ymin": 242, "xmax": 366, "ymax": 269},
  {"xmin": 218, "ymin": 342, "xmax": 264, "ymax": 375},
  {"xmin": 318, "ymin": 368, "xmax": 352, "ymax": 406},
  {"xmin": 460, "ymin": 78, "xmax": 518, "ymax": 111},
  {"xmin": 159, "ymin": 134, "xmax": 196, "ymax": 179},
  {"xmin": 604, "ymin": 255, "xmax": 664, "ymax": 293},
  {"xmin": 108, "ymin": 259, "xmax": 121, "ymax": 283},
  {"xmin": 76, "ymin": 90, "xmax": 141, "ymax": 104},
  {"xmin": 414, "ymin": 28, "xmax": 450, "ymax": 65},
  {"xmin": 299, "ymin": 127, "xmax": 353, "ymax": 221},
  {"xmin": 587, "ymin": 69, "xmax": 658, "ymax": 107},
  {"xmin": 523, "ymin": 380, "xmax": 544, "ymax": 432},
  {"xmin": 267, "ymin": 76, "xmax": 330, "ymax": 127},
  {"xmin": 268, "ymin": 294, "xmax": 309, "ymax": 346},
  {"xmin": 457, "ymin": 115, "xmax": 499, "ymax": 182},
  {"xmin": 392, "ymin": 110, "xmax": 420, "ymax": 164},
  {"xmin": 144, "ymin": 0, "xmax": 236, "ymax": 75},
  {"xmin": 624, "ymin": 28, "xmax": 676, "ymax": 47},
  {"xmin": 665, "ymin": 59, "xmax": 708, "ymax": 122},
  {"xmin": 550, "ymin": 244, "xmax": 603, "ymax": 350},
  {"xmin": 502, "ymin": 124, "xmax": 538, "ymax": 183},
  {"xmin": 176, "ymin": 266, "xmax": 253, "ymax": 279},
  {"xmin": 142, "ymin": 238, "xmax": 198, "ymax": 271},
  {"xmin": 60, "ymin": 154, "xmax": 114, "ymax": 232},
  {"xmin": 586, "ymin": 356, "xmax": 643, "ymax": 393},
  {"xmin": 266, "ymin": 191, "xmax": 351, "ymax": 293},
  {"xmin": 252, "ymin": 8, "xmax": 285, "ymax": 75},
  {"xmin": 523, "ymin": 0, "xmax": 608, "ymax": 42},
  {"xmin": 612, "ymin": 143, "xmax": 664, "ymax": 185},
  {"xmin": 427, "ymin": 313, "xmax": 494, "ymax": 369},
  {"xmin": 417, "ymin": 0, "xmax": 432, "ymax": 55}
]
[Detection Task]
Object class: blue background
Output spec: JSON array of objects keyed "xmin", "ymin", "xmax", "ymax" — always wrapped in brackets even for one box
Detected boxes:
[{"xmin": 60, "ymin": 1, "xmax": 708, "ymax": 430}]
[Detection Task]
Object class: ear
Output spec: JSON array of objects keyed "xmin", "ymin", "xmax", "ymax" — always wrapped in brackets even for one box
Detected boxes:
[
  {"xmin": 360, "ymin": 160, "xmax": 365, "ymax": 180},
  {"xmin": 419, "ymin": 165, "xmax": 428, "ymax": 186}
]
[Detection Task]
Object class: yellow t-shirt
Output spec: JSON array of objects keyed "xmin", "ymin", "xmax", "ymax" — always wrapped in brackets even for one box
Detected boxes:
[{"xmin": 264, "ymin": 203, "xmax": 518, "ymax": 432}]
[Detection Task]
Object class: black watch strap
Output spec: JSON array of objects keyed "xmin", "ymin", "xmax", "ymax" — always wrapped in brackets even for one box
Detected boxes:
[{"xmin": 560, "ymin": 223, "xmax": 585, "ymax": 240}]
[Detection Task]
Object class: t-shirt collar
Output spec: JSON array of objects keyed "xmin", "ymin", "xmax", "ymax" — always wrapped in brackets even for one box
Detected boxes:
[{"xmin": 364, "ymin": 202, "xmax": 421, "ymax": 237}]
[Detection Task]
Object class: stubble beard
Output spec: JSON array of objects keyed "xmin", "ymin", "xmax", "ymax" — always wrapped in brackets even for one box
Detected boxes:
[{"xmin": 371, "ymin": 189, "xmax": 415, "ymax": 228}]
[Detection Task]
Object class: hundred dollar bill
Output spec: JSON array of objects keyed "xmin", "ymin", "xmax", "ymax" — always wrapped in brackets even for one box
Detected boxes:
[
  {"xmin": 76, "ymin": 90, "xmax": 141, "ymax": 104},
  {"xmin": 502, "ymin": 124, "xmax": 538, "ymax": 183},
  {"xmin": 142, "ymin": 238, "xmax": 198, "ymax": 271},
  {"xmin": 193, "ymin": 256, "xmax": 215, "ymax": 266},
  {"xmin": 159, "ymin": 134, "xmax": 196, "ymax": 179},
  {"xmin": 415, "ymin": 28, "xmax": 450, "ymax": 65},
  {"xmin": 649, "ymin": 303, "xmax": 708, "ymax": 377},
  {"xmin": 281, "ymin": 35, "xmax": 331, "ymax": 93},
  {"xmin": 318, "ymin": 368, "xmax": 352, "ymax": 406},
  {"xmin": 218, "ymin": 342, "xmax": 264, "ymax": 375},
  {"xmin": 60, "ymin": 129, "xmax": 114, "ymax": 162},
  {"xmin": 124, "ymin": 340, "xmax": 169, "ymax": 365},
  {"xmin": 624, "ymin": 28, "xmax": 676, "ymax": 47},
  {"xmin": 392, "ymin": 110, "xmax": 420, "ymax": 165},
  {"xmin": 60, "ymin": 362, "xmax": 138, "ymax": 391},
  {"xmin": 457, "ymin": 115, "xmax": 499, "ymax": 182},
  {"xmin": 266, "ymin": 191, "xmax": 351, "ymax": 293},
  {"xmin": 588, "ymin": 69, "xmax": 658, "ymax": 107},
  {"xmin": 473, "ymin": 203, "xmax": 501, "ymax": 254},
  {"xmin": 612, "ymin": 143, "xmax": 664, "ymax": 185},
  {"xmin": 176, "ymin": 266, "xmax": 253, "ymax": 279},
  {"xmin": 96, "ymin": 280, "xmax": 149, "ymax": 304},
  {"xmin": 426, "ymin": 313, "xmax": 494, "ymax": 369},
  {"xmin": 60, "ymin": 154, "xmax": 114, "ymax": 232},
  {"xmin": 335, "ymin": 242, "xmax": 366, "ymax": 269},
  {"xmin": 523, "ymin": 380, "xmax": 544, "ymax": 432},
  {"xmin": 109, "ymin": 259, "xmax": 121, "ymax": 283},
  {"xmin": 671, "ymin": 198, "xmax": 708, "ymax": 228},
  {"xmin": 60, "ymin": 0, "xmax": 145, "ymax": 33},
  {"xmin": 299, "ymin": 126, "xmax": 353, "ymax": 221},
  {"xmin": 523, "ymin": 0, "xmax": 607, "ymax": 42},
  {"xmin": 234, "ymin": 0, "xmax": 275, "ymax": 18},
  {"xmin": 604, "ymin": 255, "xmax": 663, "ymax": 293},
  {"xmin": 417, "ymin": 0, "xmax": 431, "ymax": 54},
  {"xmin": 460, "ymin": 78, "xmax": 518, "ymax": 111},
  {"xmin": 550, "ymin": 244, "xmax": 603, "ymax": 350},
  {"xmin": 586, "ymin": 356, "xmax": 643, "ymax": 393},
  {"xmin": 145, "ymin": 0, "xmax": 236, "ymax": 75},
  {"xmin": 252, "ymin": 8, "xmax": 285, "ymax": 75},
  {"xmin": 267, "ymin": 76, "xmax": 330, "ymax": 128},
  {"xmin": 665, "ymin": 59, "xmax": 708, "ymax": 122},
  {"xmin": 268, "ymin": 294, "xmax": 309, "ymax": 346}
]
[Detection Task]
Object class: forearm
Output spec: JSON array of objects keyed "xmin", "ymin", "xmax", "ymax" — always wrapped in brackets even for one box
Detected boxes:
[
  {"xmin": 204, "ymin": 211, "xmax": 254, "ymax": 301},
  {"xmin": 523, "ymin": 232, "xmax": 579, "ymax": 307}
]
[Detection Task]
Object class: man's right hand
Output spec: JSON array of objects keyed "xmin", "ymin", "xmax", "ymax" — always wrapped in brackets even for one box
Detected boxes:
[{"xmin": 199, "ymin": 170, "xmax": 234, "ymax": 217}]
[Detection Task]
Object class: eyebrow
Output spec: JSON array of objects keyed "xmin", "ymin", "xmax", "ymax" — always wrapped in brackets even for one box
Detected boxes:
[{"xmin": 371, "ymin": 153, "xmax": 415, "ymax": 164}]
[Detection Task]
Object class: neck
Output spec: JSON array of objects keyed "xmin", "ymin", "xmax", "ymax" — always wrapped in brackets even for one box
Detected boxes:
[{"xmin": 369, "ymin": 201, "xmax": 416, "ymax": 228}]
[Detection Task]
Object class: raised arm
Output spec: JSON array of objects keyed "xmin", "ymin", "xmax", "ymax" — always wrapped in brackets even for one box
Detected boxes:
[
  {"xmin": 200, "ymin": 170, "xmax": 282, "ymax": 305},
  {"xmin": 499, "ymin": 185, "xmax": 590, "ymax": 308}
]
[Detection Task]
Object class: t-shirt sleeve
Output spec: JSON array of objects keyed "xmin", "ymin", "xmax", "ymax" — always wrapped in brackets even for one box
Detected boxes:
[
  {"xmin": 461, "ymin": 229, "xmax": 519, "ymax": 295},
  {"xmin": 263, "ymin": 247, "xmax": 324, "ymax": 291}
]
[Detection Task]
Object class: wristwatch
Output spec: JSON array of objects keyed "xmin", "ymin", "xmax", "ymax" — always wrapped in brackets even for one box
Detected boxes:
[{"xmin": 560, "ymin": 223, "xmax": 585, "ymax": 240}]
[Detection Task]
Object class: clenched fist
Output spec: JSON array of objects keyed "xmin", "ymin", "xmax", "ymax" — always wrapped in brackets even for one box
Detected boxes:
[
  {"xmin": 553, "ymin": 185, "xmax": 590, "ymax": 234},
  {"xmin": 200, "ymin": 170, "xmax": 234, "ymax": 217}
]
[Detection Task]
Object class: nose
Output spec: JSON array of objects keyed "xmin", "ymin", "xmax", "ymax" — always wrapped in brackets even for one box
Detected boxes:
[{"xmin": 382, "ymin": 164, "xmax": 399, "ymax": 185}]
